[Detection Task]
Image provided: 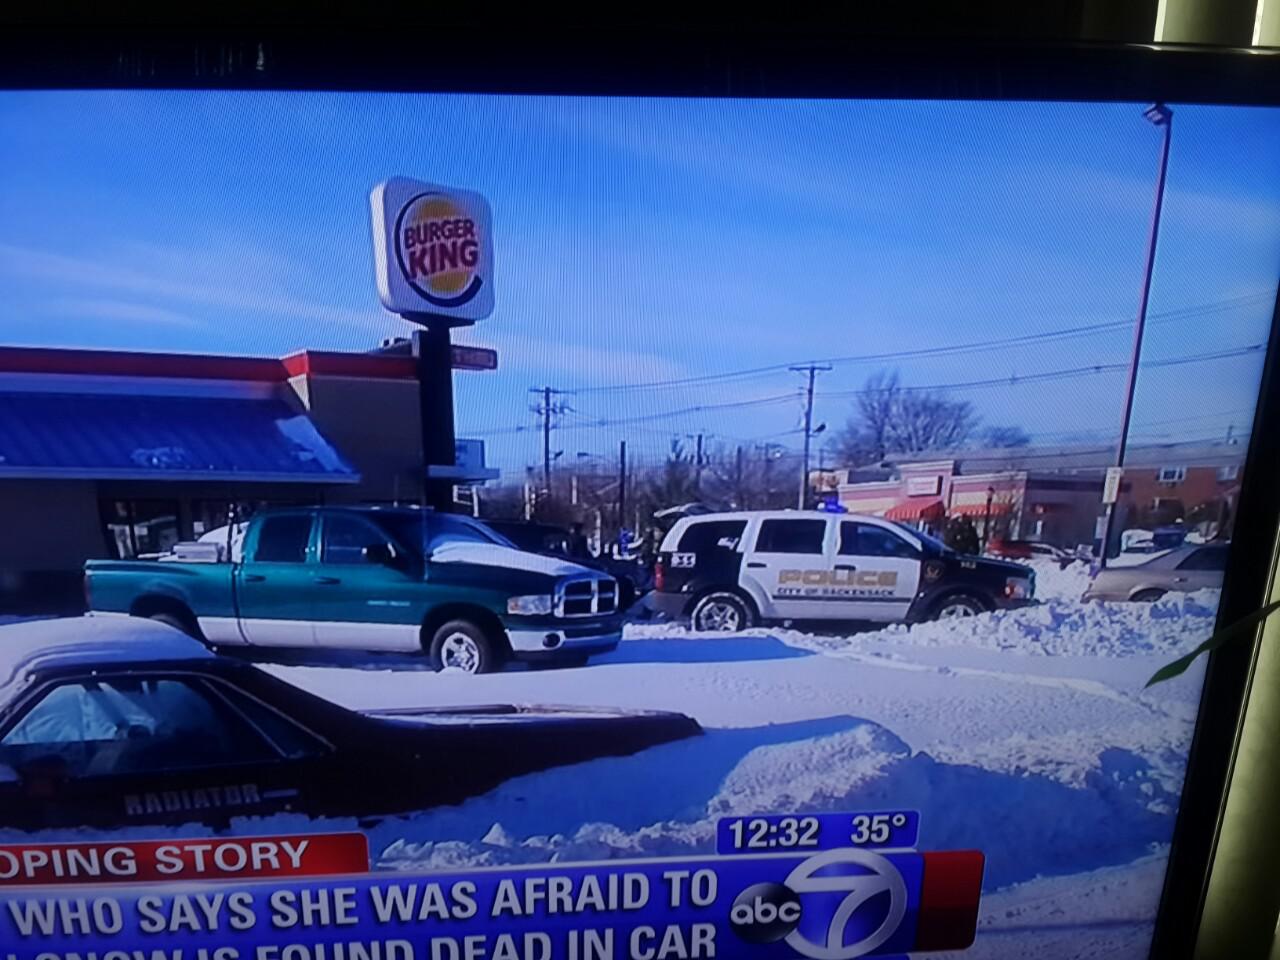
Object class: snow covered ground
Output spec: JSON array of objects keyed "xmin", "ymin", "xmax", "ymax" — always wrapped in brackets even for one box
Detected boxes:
[{"xmin": 0, "ymin": 564, "xmax": 1220, "ymax": 958}]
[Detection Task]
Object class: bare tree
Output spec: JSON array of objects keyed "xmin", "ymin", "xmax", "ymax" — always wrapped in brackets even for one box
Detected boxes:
[
  {"xmin": 838, "ymin": 368, "xmax": 980, "ymax": 459},
  {"xmin": 983, "ymin": 425, "xmax": 1032, "ymax": 448}
]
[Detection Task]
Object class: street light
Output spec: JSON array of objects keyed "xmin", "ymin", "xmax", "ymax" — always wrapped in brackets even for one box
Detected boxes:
[{"xmin": 1099, "ymin": 102, "xmax": 1173, "ymax": 568}]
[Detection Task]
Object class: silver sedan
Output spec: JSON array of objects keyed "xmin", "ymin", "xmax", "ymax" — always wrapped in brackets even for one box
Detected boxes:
[{"xmin": 1082, "ymin": 543, "xmax": 1228, "ymax": 602}]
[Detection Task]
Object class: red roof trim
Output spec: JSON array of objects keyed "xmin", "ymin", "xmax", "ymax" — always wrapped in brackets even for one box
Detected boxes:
[
  {"xmin": 280, "ymin": 351, "xmax": 417, "ymax": 380},
  {"xmin": 0, "ymin": 346, "xmax": 417, "ymax": 382}
]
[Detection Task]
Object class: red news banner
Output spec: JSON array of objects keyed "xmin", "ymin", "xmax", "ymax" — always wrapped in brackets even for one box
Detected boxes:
[{"xmin": 0, "ymin": 834, "xmax": 369, "ymax": 886}]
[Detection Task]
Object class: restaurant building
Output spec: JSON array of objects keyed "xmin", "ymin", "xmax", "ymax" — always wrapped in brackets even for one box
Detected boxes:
[{"xmin": 0, "ymin": 344, "xmax": 495, "ymax": 612}]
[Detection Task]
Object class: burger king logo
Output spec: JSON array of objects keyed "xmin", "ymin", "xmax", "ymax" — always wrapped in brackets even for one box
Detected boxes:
[{"xmin": 394, "ymin": 192, "xmax": 485, "ymax": 308}]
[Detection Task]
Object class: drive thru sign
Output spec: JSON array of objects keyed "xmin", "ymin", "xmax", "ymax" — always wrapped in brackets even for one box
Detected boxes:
[{"xmin": 370, "ymin": 177, "xmax": 494, "ymax": 321}]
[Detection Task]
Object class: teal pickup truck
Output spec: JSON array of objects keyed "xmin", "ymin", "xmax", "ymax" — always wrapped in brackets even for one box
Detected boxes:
[{"xmin": 84, "ymin": 506, "xmax": 623, "ymax": 675}]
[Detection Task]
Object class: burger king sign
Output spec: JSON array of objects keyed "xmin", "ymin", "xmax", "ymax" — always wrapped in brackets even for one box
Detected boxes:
[{"xmin": 370, "ymin": 177, "xmax": 494, "ymax": 321}]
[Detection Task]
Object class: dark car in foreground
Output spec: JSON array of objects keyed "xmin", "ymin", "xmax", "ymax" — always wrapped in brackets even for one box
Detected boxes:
[{"xmin": 0, "ymin": 618, "xmax": 701, "ymax": 831}]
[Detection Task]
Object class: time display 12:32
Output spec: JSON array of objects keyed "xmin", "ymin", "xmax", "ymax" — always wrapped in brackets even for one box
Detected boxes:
[{"xmin": 716, "ymin": 810, "xmax": 920, "ymax": 855}]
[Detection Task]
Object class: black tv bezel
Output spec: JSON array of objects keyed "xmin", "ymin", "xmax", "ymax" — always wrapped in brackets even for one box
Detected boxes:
[{"xmin": 3, "ymin": 26, "xmax": 1280, "ymax": 960}]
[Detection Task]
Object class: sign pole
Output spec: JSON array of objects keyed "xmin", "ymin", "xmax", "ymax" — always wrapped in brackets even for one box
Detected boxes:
[
  {"xmin": 370, "ymin": 177, "xmax": 495, "ymax": 513},
  {"xmin": 408, "ymin": 315, "xmax": 472, "ymax": 511}
]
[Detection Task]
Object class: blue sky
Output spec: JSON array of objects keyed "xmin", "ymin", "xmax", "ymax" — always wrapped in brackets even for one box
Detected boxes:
[{"xmin": 2, "ymin": 92, "xmax": 1279, "ymax": 476}]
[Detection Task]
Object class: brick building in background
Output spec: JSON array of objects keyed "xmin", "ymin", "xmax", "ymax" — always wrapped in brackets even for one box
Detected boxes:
[{"xmin": 823, "ymin": 440, "xmax": 1245, "ymax": 548}]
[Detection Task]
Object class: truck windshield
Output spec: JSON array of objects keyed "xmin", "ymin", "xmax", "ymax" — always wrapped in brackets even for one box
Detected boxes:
[
  {"xmin": 372, "ymin": 512, "xmax": 515, "ymax": 556},
  {"xmin": 888, "ymin": 521, "xmax": 945, "ymax": 554}
]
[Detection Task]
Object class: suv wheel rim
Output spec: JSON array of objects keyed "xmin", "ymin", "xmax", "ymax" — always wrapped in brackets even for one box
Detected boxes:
[
  {"xmin": 696, "ymin": 599, "xmax": 741, "ymax": 632},
  {"xmin": 939, "ymin": 601, "xmax": 977, "ymax": 619},
  {"xmin": 440, "ymin": 633, "xmax": 481, "ymax": 672}
]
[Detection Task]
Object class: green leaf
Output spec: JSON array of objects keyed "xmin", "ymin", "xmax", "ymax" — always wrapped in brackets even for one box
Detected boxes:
[{"xmin": 1145, "ymin": 599, "xmax": 1280, "ymax": 688}]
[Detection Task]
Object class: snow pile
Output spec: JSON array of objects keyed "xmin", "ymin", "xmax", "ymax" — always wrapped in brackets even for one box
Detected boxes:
[
  {"xmin": 863, "ymin": 591, "xmax": 1220, "ymax": 658},
  {"xmin": 629, "ymin": 589, "xmax": 1220, "ymax": 658},
  {"xmin": 926, "ymin": 721, "xmax": 1190, "ymax": 815},
  {"xmin": 1024, "ymin": 558, "xmax": 1093, "ymax": 603},
  {"xmin": 374, "ymin": 721, "xmax": 914, "ymax": 871}
]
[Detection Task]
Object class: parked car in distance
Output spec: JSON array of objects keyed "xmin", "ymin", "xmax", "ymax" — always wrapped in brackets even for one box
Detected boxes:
[
  {"xmin": 85, "ymin": 506, "xmax": 623, "ymax": 675},
  {"xmin": 652, "ymin": 510, "xmax": 1035, "ymax": 631},
  {"xmin": 1082, "ymin": 543, "xmax": 1228, "ymax": 602},
  {"xmin": 987, "ymin": 539, "xmax": 1074, "ymax": 564},
  {"xmin": 0, "ymin": 617, "xmax": 701, "ymax": 831}
]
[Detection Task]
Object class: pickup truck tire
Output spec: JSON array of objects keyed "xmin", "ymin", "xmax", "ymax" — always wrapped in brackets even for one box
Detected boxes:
[{"xmin": 429, "ymin": 620, "xmax": 499, "ymax": 675}]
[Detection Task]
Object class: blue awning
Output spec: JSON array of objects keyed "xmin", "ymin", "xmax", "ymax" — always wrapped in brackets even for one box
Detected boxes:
[{"xmin": 0, "ymin": 391, "xmax": 359, "ymax": 483}]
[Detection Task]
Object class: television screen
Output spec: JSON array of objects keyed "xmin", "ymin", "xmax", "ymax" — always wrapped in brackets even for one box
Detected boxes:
[{"xmin": 1, "ymin": 83, "xmax": 1278, "ymax": 960}]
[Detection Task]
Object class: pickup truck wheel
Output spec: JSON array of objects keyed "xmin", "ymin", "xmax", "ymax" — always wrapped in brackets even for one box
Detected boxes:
[{"xmin": 430, "ymin": 620, "xmax": 497, "ymax": 675}]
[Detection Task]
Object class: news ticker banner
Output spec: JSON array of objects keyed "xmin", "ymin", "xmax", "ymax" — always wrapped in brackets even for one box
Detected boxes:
[{"xmin": 0, "ymin": 832, "xmax": 984, "ymax": 960}]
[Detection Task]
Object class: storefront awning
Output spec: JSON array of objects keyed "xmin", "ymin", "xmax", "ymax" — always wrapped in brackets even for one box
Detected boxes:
[
  {"xmin": 885, "ymin": 497, "xmax": 945, "ymax": 521},
  {"xmin": 0, "ymin": 391, "xmax": 359, "ymax": 483},
  {"xmin": 951, "ymin": 501, "xmax": 1013, "ymax": 518}
]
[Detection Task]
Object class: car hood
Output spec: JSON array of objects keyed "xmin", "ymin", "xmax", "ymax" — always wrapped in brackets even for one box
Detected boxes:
[{"xmin": 429, "ymin": 542, "xmax": 600, "ymax": 578}]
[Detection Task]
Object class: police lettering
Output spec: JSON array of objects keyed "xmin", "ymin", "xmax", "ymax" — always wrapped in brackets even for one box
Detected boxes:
[{"xmin": 778, "ymin": 569, "xmax": 897, "ymax": 587}]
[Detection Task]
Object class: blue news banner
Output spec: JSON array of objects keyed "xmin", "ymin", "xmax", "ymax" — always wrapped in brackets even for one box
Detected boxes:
[{"xmin": 0, "ymin": 845, "xmax": 984, "ymax": 960}]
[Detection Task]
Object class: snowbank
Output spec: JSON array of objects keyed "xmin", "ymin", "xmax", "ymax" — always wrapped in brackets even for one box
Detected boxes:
[
  {"xmin": 628, "ymin": 588, "xmax": 1220, "ymax": 659},
  {"xmin": 1023, "ymin": 558, "xmax": 1092, "ymax": 603}
]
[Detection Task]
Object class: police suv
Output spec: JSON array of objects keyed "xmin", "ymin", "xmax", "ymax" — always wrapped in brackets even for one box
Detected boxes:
[{"xmin": 651, "ymin": 510, "xmax": 1035, "ymax": 631}]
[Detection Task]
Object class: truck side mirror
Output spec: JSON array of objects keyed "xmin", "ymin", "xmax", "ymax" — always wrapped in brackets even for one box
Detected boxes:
[{"xmin": 362, "ymin": 543, "xmax": 397, "ymax": 566}]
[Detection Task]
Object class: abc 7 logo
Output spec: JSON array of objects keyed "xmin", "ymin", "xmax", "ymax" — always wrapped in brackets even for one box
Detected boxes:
[{"xmin": 728, "ymin": 850, "xmax": 907, "ymax": 960}]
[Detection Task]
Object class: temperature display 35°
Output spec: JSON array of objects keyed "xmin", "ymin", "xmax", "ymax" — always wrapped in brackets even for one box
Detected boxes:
[{"xmin": 716, "ymin": 810, "xmax": 920, "ymax": 854}]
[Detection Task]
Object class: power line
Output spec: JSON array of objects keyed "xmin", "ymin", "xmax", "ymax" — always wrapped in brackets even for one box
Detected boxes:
[
  {"xmin": 565, "ymin": 291, "xmax": 1273, "ymax": 395},
  {"xmin": 470, "ymin": 344, "xmax": 1263, "ymax": 438},
  {"xmin": 819, "ymin": 344, "xmax": 1264, "ymax": 398}
]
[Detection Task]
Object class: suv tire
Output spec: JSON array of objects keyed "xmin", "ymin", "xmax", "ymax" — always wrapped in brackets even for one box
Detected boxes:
[
  {"xmin": 690, "ymin": 591, "xmax": 755, "ymax": 632},
  {"xmin": 430, "ymin": 619, "xmax": 499, "ymax": 674},
  {"xmin": 932, "ymin": 593, "xmax": 987, "ymax": 620}
]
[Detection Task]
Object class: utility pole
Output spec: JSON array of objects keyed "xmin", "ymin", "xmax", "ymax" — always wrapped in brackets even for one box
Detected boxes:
[
  {"xmin": 530, "ymin": 386, "xmax": 568, "ymax": 513},
  {"xmin": 617, "ymin": 440, "xmax": 627, "ymax": 550},
  {"xmin": 694, "ymin": 432, "xmax": 705, "ymax": 498},
  {"xmin": 791, "ymin": 363, "xmax": 831, "ymax": 509},
  {"xmin": 735, "ymin": 445, "xmax": 745, "ymax": 509},
  {"xmin": 1100, "ymin": 103, "xmax": 1173, "ymax": 567}
]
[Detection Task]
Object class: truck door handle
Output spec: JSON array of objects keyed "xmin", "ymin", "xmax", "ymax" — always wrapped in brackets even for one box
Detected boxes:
[
  {"xmin": 835, "ymin": 564, "xmax": 858, "ymax": 571},
  {"xmin": 312, "ymin": 576, "xmax": 341, "ymax": 585},
  {"xmin": 242, "ymin": 574, "xmax": 266, "ymax": 583},
  {"xmin": 746, "ymin": 562, "xmax": 766, "ymax": 569}
]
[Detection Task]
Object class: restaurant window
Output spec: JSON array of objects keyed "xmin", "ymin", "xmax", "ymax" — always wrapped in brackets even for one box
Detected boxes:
[{"xmin": 99, "ymin": 500, "xmax": 180, "ymax": 559}]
